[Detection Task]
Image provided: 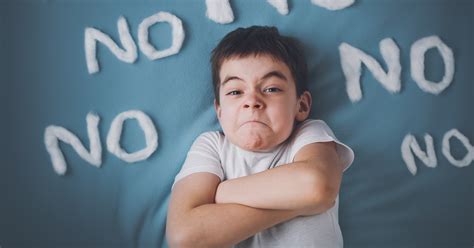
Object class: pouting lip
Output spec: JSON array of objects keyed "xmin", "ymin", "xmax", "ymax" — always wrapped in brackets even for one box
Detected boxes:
[{"xmin": 240, "ymin": 120, "xmax": 266, "ymax": 127}]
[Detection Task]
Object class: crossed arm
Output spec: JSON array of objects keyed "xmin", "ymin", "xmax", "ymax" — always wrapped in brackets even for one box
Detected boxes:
[{"xmin": 166, "ymin": 141, "xmax": 344, "ymax": 248}]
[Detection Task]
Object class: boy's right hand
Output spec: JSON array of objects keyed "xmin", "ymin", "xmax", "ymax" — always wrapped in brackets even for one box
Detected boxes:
[{"xmin": 297, "ymin": 200, "xmax": 336, "ymax": 217}]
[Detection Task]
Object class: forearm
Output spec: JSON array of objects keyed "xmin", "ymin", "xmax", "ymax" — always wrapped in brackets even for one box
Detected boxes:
[
  {"xmin": 215, "ymin": 161, "xmax": 331, "ymax": 211},
  {"xmin": 170, "ymin": 203, "xmax": 299, "ymax": 248}
]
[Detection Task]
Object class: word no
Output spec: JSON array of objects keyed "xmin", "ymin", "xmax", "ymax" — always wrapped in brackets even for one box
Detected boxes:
[
  {"xmin": 401, "ymin": 129, "xmax": 473, "ymax": 175},
  {"xmin": 85, "ymin": 0, "xmax": 356, "ymax": 74},
  {"xmin": 85, "ymin": 12, "xmax": 184, "ymax": 74},
  {"xmin": 205, "ymin": 0, "xmax": 355, "ymax": 24},
  {"xmin": 44, "ymin": 110, "xmax": 158, "ymax": 175},
  {"xmin": 339, "ymin": 36, "xmax": 454, "ymax": 102}
]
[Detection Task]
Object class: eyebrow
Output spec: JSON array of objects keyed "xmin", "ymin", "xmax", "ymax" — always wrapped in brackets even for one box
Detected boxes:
[
  {"xmin": 261, "ymin": 71, "xmax": 288, "ymax": 82},
  {"xmin": 221, "ymin": 76, "xmax": 243, "ymax": 86},
  {"xmin": 221, "ymin": 70, "xmax": 288, "ymax": 86}
]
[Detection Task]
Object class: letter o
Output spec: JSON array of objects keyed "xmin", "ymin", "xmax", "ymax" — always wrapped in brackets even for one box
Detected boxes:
[
  {"xmin": 106, "ymin": 110, "xmax": 158, "ymax": 163},
  {"xmin": 442, "ymin": 129, "xmax": 473, "ymax": 167},
  {"xmin": 138, "ymin": 11, "xmax": 185, "ymax": 60},
  {"xmin": 410, "ymin": 35, "xmax": 455, "ymax": 95}
]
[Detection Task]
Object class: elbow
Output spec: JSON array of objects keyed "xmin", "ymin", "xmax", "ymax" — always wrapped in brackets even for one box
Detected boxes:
[
  {"xmin": 306, "ymin": 176, "xmax": 340, "ymax": 211},
  {"xmin": 166, "ymin": 226, "xmax": 184, "ymax": 248},
  {"xmin": 319, "ymin": 186, "xmax": 339, "ymax": 210},
  {"xmin": 167, "ymin": 222, "xmax": 220, "ymax": 248},
  {"xmin": 166, "ymin": 227, "xmax": 194, "ymax": 248},
  {"xmin": 166, "ymin": 234, "xmax": 182, "ymax": 248},
  {"xmin": 167, "ymin": 233, "xmax": 224, "ymax": 248},
  {"xmin": 166, "ymin": 216, "xmax": 194, "ymax": 248}
]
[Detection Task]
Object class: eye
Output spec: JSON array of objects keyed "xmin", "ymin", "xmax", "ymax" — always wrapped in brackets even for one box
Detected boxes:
[
  {"xmin": 226, "ymin": 90, "xmax": 242, "ymax": 96},
  {"xmin": 264, "ymin": 87, "xmax": 282, "ymax": 93}
]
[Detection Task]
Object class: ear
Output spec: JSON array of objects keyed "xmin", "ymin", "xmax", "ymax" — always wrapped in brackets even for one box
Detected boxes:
[
  {"xmin": 295, "ymin": 91, "xmax": 312, "ymax": 121},
  {"xmin": 214, "ymin": 99, "xmax": 222, "ymax": 119}
]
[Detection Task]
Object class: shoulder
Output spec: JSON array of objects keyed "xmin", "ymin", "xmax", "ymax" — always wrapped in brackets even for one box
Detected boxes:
[
  {"xmin": 290, "ymin": 119, "xmax": 355, "ymax": 172},
  {"xmin": 292, "ymin": 119, "xmax": 335, "ymax": 141},
  {"xmin": 195, "ymin": 130, "xmax": 225, "ymax": 141},
  {"xmin": 172, "ymin": 131, "xmax": 226, "ymax": 190},
  {"xmin": 190, "ymin": 131, "xmax": 225, "ymax": 151}
]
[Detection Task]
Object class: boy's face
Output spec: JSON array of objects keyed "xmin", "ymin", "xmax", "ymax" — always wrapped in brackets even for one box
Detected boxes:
[{"xmin": 215, "ymin": 54, "xmax": 311, "ymax": 152}]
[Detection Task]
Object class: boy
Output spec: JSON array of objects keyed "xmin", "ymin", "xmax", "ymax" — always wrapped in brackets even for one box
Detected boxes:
[{"xmin": 166, "ymin": 26, "xmax": 354, "ymax": 248}]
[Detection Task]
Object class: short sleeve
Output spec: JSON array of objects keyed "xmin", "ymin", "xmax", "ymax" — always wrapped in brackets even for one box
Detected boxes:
[
  {"xmin": 289, "ymin": 120, "xmax": 355, "ymax": 172},
  {"xmin": 171, "ymin": 132, "xmax": 225, "ymax": 190}
]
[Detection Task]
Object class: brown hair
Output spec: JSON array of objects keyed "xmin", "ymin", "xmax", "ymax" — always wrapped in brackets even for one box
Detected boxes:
[{"xmin": 210, "ymin": 26, "xmax": 308, "ymax": 104}]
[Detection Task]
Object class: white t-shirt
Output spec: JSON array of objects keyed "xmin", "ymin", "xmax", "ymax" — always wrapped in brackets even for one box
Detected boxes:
[{"xmin": 172, "ymin": 119, "xmax": 355, "ymax": 248}]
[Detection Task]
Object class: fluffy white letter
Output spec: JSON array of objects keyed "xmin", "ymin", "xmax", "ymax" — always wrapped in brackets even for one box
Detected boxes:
[
  {"xmin": 267, "ymin": 0, "xmax": 289, "ymax": 15},
  {"xmin": 339, "ymin": 38, "xmax": 401, "ymax": 102},
  {"xmin": 311, "ymin": 0, "xmax": 355, "ymax": 10},
  {"xmin": 85, "ymin": 16, "xmax": 137, "ymax": 74},
  {"xmin": 442, "ymin": 129, "xmax": 473, "ymax": 167},
  {"xmin": 138, "ymin": 12, "xmax": 185, "ymax": 60},
  {"xmin": 106, "ymin": 110, "xmax": 158, "ymax": 163},
  {"xmin": 401, "ymin": 133, "xmax": 437, "ymax": 176},
  {"xmin": 44, "ymin": 113, "xmax": 102, "ymax": 175},
  {"xmin": 205, "ymin": 0, "xmax": 234, "ymax": 24},
  {"xmin": 410, "ymin": 35, "xmax": 454, "ymax": 95}
]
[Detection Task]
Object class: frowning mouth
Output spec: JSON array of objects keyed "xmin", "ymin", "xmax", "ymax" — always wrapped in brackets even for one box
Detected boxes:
[{"xmin": 241, "ymin": 120, "xmax": 266, "ymax": 127}]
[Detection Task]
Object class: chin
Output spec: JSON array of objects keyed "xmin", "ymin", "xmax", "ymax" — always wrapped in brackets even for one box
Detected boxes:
[
  {"xmin": 240, "ymin": 139, "xmax": 264, "ymax": 151},
  {"xmin": 239, "ymin": 137, "xmax": 278, "ymax": 152},
  {"xmin": 232, "ymin": 129, "xmax": 277, "ymax": 151}
]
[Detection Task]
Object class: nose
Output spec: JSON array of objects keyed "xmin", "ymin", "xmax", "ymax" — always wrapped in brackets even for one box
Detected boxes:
[{"xmin": 243, "ymin": 92, "xmax": 264, "ymax": 109}]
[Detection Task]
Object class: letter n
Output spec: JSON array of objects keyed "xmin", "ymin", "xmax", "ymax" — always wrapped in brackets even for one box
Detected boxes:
[
  {"xmin": 44, "ymin": 113, "xmax": 102, "ymax": 175},
  {"xmin": 339, "ymin": 38, "xmax": 401, "ymax": 102}
]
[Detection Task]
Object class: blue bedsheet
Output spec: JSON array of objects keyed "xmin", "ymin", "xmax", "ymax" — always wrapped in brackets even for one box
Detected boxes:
[{"xmin": 1, "ymin": 0, "xmax": 473, "ymax": 247}]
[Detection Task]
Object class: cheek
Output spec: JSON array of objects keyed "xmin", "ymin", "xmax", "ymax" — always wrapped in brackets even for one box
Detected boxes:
[
  {"xmin": 220, "ymin": 103, "xmax": 233, "ymax": 114},
  {"xmin": 270, "ymin": 100, "xmax": 296, "ymax": 116},
  {"xmin": 219, "ymin": 106, "xmax": 237, "ymax": 124}
]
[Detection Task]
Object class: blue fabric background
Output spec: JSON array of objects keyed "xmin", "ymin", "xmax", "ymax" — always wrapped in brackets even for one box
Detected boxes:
[{"xmin": 1, "ymin": 0, "xmax": 473, "ymax": 247}]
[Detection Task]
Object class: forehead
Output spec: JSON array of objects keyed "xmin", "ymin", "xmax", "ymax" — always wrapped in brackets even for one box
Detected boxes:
[{"xmin": 219, "ymin": 54, "xmax": 294, "ymax": 83}]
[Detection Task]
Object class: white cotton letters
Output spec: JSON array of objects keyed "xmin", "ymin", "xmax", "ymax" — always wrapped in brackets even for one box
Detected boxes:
[
  {"xmin": 401, "ymin": 134, "xmax": 437, "ymax": 176},
  {"xmin": 138, "ymin": 12, "xmax": 185, "ymax": 60},
  {"xmin": 107, "ymin": 110, "xmax": 158, "ymax": 163},
  {"xmin": 44, "ymin": 110, "xmax": 159, "ymax": 175},
  {"xmin": 204, "ymin": 0, "xmax": 354, "ymax": 24},
  {"xmin": 267, "ymin": 0, "xmax": 289, "ymax": 15},
  {"xmin": 44, "ymin": 113, "xmax": 102, "ymax": 175},
  {"xmin": 410, "ymin": 36, "xmax": 455, "ymax": 95},
  {"xmin": 339, "ymin": 38, "xmax": 401, "ymax": 102},
  {"xmin": 85, "ymin": 16, "xmax": 137, "ymax": 74},
  {"xmin": 340, "ymin": 35, "xmax": 454, "ymax": 102},
  {"xmin": 401, "ymin": 130, "xmax": 473, "ymax": 175},
  {"xmin": 85, "ymin": 12, "xmax": 184, "ymax": 74},
  {"xmin": 310, "ymin": 0, "xmax": 355, "ymax": 10},
  {"xmin": 442, "ymin": 129, "xmax": 474, "ymax": 168},
  {"xmin": 205, "ymin": 0, "xmax": 234, "ymax": 24}
]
